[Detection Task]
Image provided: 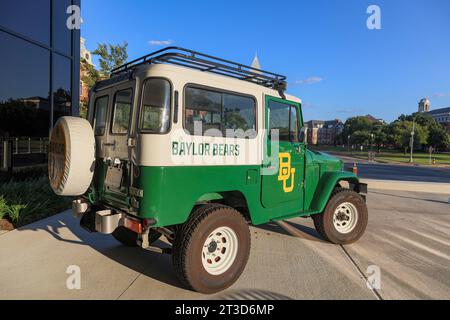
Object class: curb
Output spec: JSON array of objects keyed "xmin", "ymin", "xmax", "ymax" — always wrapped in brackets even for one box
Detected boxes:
[{"xmin": 361, "ymin": 179, "xmax": 450, "ymax": 195}]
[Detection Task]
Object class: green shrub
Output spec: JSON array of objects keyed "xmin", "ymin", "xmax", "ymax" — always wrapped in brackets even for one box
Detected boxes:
[
  {"xmin": 0, "ymin": 177, "xmax": 72, "ymax": 228},
  {"xmin": 0, "ymin": 196, "xmax": 27, "ymax": 223}
]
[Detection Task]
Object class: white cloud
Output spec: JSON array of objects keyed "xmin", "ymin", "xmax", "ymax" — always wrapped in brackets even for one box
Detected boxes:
[
  {"xmin": 148, "ymin": 39, "xmax": 174, "ymax": 46},
  {"xmin": 292, "ymin": 76, "xmax": 323, "ymax": 85},
  {"xmin": 434, "ymin": 92, "xmax": 450, "ymax": 98}
]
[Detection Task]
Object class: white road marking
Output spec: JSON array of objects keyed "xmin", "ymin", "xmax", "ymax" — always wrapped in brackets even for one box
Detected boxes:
[
  {"xmin": 384, "ymin": 231, "xmax": 450, "ymax": 261},
  {"xmin": 408, "ymin": 229, "xmax": 450, "ymax": 248}
]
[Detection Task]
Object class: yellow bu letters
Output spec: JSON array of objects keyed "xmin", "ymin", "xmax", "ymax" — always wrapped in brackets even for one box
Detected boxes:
[{"xmin": 278, "ymin": 153, "xmax": 296, "ymax": 193}]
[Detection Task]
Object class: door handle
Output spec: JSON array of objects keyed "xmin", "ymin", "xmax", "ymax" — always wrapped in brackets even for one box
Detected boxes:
[{"xmin": 103, "ymin": 141, "xmax": 116, "ymax": 147}]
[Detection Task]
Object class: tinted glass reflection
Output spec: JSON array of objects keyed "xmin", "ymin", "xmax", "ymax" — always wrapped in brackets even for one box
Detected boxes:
[
  {"xmin": 53, "ymin": 54, "xmax": 72, "ymax": 124},
  {"xmin": 0, "ymin": 30, "xmax": 50, "ymax": 138},
  {"xmin": 53, "ymin": 0, "xmax": 72, "ymax": 55},
  {"xmin": 0, "ymin": 0, "xmax": 50, "ymax": 45}
]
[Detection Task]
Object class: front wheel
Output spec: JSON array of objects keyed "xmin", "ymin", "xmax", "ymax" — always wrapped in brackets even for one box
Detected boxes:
[
  {"xmin": 313, "ymin": 188, "xmax": 368, "ymax": 245},
  {"xmin": 172, "ymin": 204, "xmax": 251, "ymax": 294}
]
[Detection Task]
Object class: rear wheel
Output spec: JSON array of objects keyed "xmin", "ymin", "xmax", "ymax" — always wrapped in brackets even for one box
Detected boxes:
[
  {"xmin": 313, "ymin": 188, "xmax": 368, "ymax": 245},
  {"xmin": 112, "ymin": 227, "xmax": 161, "ymax": 247},
  {"xmin": 172, "ymin": 204, "xmax": 251, "ymax": 294}
]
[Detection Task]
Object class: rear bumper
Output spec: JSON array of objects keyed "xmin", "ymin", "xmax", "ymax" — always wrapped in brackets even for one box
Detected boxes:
[{"xmin": 72, "ymin": 199, "xmax": 128, "ymax": 234}]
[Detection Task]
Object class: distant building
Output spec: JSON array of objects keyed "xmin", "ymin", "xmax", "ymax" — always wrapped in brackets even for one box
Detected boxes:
[
  {"xmin": 364, "ymin": 114, "xmax": 385, "ymax": 124},
  {"xmin": 418, "ymin": 98, "xmax": 450, "ymax": 133},
  {"xmin": 80, "ymin": 37, "xmax": 95, "ymax": 106},
  {"xmin": 418, "ymin": 98, "xmax": 431, "ymax": 113},
  {"xmin": 305, "ymin": 119, "xmax": 344, "ymax": 145},
  {"xmin": 427, "ymin": 107, "xmax": 450, "ymax": 133},
  {"xmin": 251, "ymin": 53, "xmax": 261, "ymax": 70}
]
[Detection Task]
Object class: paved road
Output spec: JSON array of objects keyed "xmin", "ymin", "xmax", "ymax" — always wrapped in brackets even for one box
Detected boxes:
[
  {"xmin": 339, "ymin": 156, "xmax": 450, "ymax": 183},
  {"xmin": 1, "ymin": 189, "xmax": 449, "ymax": 300}
]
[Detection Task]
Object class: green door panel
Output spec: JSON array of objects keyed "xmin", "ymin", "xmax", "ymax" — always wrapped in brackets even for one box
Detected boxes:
[{"xmin": 261, "ymin": 95, "xmax": 305, "ymax": 219}]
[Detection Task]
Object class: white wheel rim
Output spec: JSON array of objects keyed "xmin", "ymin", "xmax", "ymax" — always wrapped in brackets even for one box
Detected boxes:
[
  {"xmin": 333, "ymin": 202, "xmax": 359, "ymax": 234},
  {"xmin": 201, "ymin": 226, "xmax": 239, "ymax": 276}
]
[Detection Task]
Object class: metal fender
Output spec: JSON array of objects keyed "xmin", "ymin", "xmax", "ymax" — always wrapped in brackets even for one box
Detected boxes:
[{"xmin": 309, "ymin": 171, "xmax": 360, "ymax": 214}]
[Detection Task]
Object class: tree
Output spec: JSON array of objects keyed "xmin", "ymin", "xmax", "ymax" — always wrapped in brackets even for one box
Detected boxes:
[
  {"xmin": 341, "ymin": 116, "xmax": 375, "ymax": 146},
  {"xmin": 80, "ymin": 58, "xmax": 100, "ymax": 88},
  {"xmin": 92, "ymin": 42, "xmax": 128, "ymax": 76},
  {"xmin": 428, "ymin": 125, "xmax": 450, "ymax": 151},
  {"xmin": 390, "ymin": 121, "xmax": 427, "ymax": 152}
]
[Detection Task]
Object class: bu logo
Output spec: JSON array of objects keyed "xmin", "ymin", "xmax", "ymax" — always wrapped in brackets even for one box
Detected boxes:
[{"xmin": 278, "ymin": 153, "xmax": 296, "ymax": 193}]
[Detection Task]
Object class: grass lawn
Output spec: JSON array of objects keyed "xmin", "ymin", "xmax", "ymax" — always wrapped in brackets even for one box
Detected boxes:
[{"xmin": 311, "ymin": 146, "xmax": 450, "ymax": 166}]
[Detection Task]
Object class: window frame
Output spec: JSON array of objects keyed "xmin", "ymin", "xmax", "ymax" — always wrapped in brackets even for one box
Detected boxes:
[
  {"xmin": 183, "ymin": 83, "xmax": 258, "ymax": 139},
  {"xmin": 92, "ymin": 94, "xmax": 109, "ymax": 136},
  {"xmin": 267, "ymin": 99, "xmax": 302, "ymax": 143},
  {"xmin": 138, "ymin": 77, "xmax": 173, "ymax": 135},
  {"xmin": 110, "ymin": 87, "xmax": 134, "ymax": 136}
]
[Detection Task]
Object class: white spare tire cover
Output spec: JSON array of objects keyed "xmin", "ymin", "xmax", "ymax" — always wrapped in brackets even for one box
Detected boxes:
[{"xmin": 49, "ymin": 117, "xmax": 96, "ymax": 196}]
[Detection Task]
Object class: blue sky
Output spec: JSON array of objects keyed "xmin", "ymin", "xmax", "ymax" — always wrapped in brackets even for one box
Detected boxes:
[{"xmin": 81, "ymin": 0, "xmax": 450, "ymax": 122}]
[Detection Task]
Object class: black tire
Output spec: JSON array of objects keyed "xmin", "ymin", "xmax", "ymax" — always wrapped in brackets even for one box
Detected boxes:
[
  {"xmin": 313, "ymin": 188, "xmax": 368, "ymax": 245},
  {"xmin": 112, "ymin": 227, "xmax": 161, "ymax": 247},
  {"xmin": 172, "ymin": 204, "xmax": 251, "ymax": 294}
]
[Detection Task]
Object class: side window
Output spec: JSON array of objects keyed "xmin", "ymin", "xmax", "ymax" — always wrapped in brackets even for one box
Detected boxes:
[
  {"xmin": 184, "ymin": 86, "xmax": 257, "ymax": 137},
  {"xmin": 111, "ymin": 89, "xmax": 132, "ymax": 135},
  {"xmin": 93, "ymin": 95, "xmax": 108, "ymax": 136},
  {"xmin": 140, "ymin": 79, "xmax": 171, "ymax": 134},
  {"xmin": 268, "ymin": 100, "xmax": 299, "ymax": 142},
  {"xmin": 185, "ymin": 87, "xmax": 222, "ymax": 135},
  {"xmin": 224, "ymin": 93, "xmax": 256, "ymax": 133}
]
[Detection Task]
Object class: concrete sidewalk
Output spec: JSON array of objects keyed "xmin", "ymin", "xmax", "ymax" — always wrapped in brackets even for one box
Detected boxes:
[
  {"xmin": 1, "ymin": 189, "xmax": 449, "ymax": 300},
  {"xmin": 362, "ymin": 179, "xmax": 450, "ymax": 194}
]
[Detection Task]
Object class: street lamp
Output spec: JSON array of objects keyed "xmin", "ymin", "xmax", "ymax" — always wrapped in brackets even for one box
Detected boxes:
[
  {"xmin": 370, "ymin": 133, "xmax": 374, "ymax": 152},
  {"xmin": 410, "ymin": 118, "xmax": 416, "ymax": 163},
  {"xmin": 348, "ymin": 135, "xmax": 351, "ymax": 153}
]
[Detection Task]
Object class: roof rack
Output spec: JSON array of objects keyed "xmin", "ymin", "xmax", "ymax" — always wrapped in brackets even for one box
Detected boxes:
[{"xmin": 110, "ymin": 47, "xmax": 287, "ymax": 93}]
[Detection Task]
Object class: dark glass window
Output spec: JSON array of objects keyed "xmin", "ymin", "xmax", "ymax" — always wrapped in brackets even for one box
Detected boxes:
[
  {"xmin": 0, "ymin": 30, "xmax": 50, "ymax": 138},
  {"xmin": 140, "ymin": 79, "xmax": 171, "ymax": 134},
  {"xmin": 111, "ymin": 89, "xmax": 132, "ymax": 134},
  {"xmin": 53, "ymin": 54, "xmax": 72, "ymax": 124},
  {"xmin": 185, "ymin": 87, "xmax": 222, "ymax": 135},
  {"xmin": 53, "ymin": 0, "xmax": 72, "ymax": 55},
  {"xmin": 93, "ymin": 96, "xmax": 108, "ymax": 136},
  {"xmin": 268, "ymin": 100, "xmax": 299, "ymax": 142},
  {"xmin": 185, "ymin": 86, "xmax": 256, "ymax": 137},
  {"xmin": 0, "ymin": 0, "xmax": 50, "ymax": 45},
  {"xmin": 290, "ymin": 107, "xmax": 299, "ymax": 142},
  {"xmin": 224, "ymin": 93, "xmax": 256, "ymax": 133}
]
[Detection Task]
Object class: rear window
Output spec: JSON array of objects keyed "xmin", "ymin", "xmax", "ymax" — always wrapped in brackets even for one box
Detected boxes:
[
  {"xmin": 93, "ymin": 95, "xmax": 108, "ymax": 136},
  {"xmin": 111, "ymin": 89, "xmax": 133, "ymax": 135}
]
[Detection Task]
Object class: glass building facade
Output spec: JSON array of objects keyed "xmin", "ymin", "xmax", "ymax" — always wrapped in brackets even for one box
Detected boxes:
[{"xmin": 0, "ymin": 0, "xmax": 80, "ymax": 166}]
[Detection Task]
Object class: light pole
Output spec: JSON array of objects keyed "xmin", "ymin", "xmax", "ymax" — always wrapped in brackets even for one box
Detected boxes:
[
  {"xmin": 348, "ymin": 135, "xmax": 351, "ymax": 153},
  {"xmin": 410, "ymin": 118, "xmax": 416, "ymax": 163},
  {"xmin": 370, "ymin": 133, "xmax": 374, "ymax": 152}
]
